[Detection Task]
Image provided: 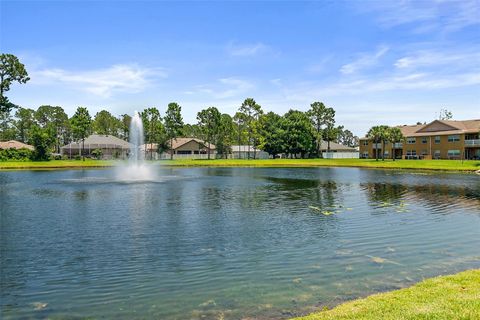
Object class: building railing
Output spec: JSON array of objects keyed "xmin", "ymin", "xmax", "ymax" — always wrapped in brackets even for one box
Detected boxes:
[
  {"xmin": 465, "ymin": 139, "xmax": 480, "ymax": 146},
  {"xmin": 393, "ymin": 143, "xmax": 403, "ymax": 148}
]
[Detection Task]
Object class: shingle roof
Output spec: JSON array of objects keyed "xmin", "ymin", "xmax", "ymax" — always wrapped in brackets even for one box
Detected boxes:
[
  {"xmin": 61, "ymin": 134, "xmax": 132, "ymax": 150},
  {"xmin": 170, "ymin": 138, "xmax": 216, "ymax": 150},
  {"xmin": 318, "ymin": 140, "xmax": 357, "ymax": 151},
  {"xmin": 0, "ymin": 140, "xmax": 34, "ymax": 150},
  {"xmin": 360, "ymin": 119, "xmax": 480, "ymax": 139}
]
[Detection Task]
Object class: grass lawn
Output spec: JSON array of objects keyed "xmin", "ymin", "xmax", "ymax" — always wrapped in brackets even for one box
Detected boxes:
[
  {"xmin": 292, "ymin": 269, "xmax": 480, "ymax": 320},
  {"xmin": 1, "ymin": 158, "xmax": 479, "ymax": 171},
  {"xmin": 0, "ymin": 159, "xmax": 114, "ymax": 169},
  {"xmin": 164, "ymin": 158, "xmax": 480, "ymax": 172}
]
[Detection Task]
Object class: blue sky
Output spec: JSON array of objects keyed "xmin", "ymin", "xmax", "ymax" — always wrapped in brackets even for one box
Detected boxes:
[{"xmin": 1, "ymin": 0, "xmax": 479, "ymax": 135}]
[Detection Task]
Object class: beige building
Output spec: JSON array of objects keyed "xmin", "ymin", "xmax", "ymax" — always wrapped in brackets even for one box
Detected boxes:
[
  {"xmin": 359, "ymin": 119, "xmax": 480, "ymax": 160},
  {"xmin": 162, "ymin": 138, "xmax": 216, "ymax": 159}
]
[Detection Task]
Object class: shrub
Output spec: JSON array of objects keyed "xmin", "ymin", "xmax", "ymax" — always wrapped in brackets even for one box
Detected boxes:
[
  {"xmin": 0, "ymin": 148, "xmax": 33, "ymax": 161},
  {"xmin": 91, "ymin": 148, "xmax": 103, "ymax": 160},
  {"xmin": 74, "ymin": 155, "xmax": 82, "ymax": 160}
]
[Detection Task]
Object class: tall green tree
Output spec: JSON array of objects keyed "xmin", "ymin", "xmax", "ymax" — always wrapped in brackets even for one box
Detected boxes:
[
  {"xmin": 282, "ymin": 110, "xmax": 315, "ymax": 158},
  {"xmin": 238, "ymin": 98, "xmax": 263, "ymax": 159},
  {"xmin": 164, "ymin": 102, "xmax": 184, "ymax": 160},
  {"xmin": 388, "ymin": 127, "xmax": 404, "ymax": 161},
  {"xmin": 0, "ymin": 110, "xmax": 16, "ymax": 140},
  {"xmin": 322, "ymin": 107, "xmax": 336, "ymax": 153},
  {"xmin": 307, "ymin": 102, "xmax": 327, "ymax": 157},
  {"xmin": 35, "ymin": 105, "xmax": 69, "ymax": 153},
  {"xmin": 93, "ymin": 110, "xmax": 121, "ymax": 135},
  {"xmin": 259, "ymin": 111, "xmax": 284, "ymax": 158},
  {"xmin": 30, "ymin": 125, "xmax": 55, "ymax": 161},
  {"xmin": 14, "ymin": 107, "xmax": 36, "ymax": 143},
  {"xmin": 119, "ymin": 114, "xmax": 131, "ymax": 141},
  {"xmin": 0, "ymin": 54, "xmax": 30, "ymax": 113},
  {"xmin": 216, "ymin": 114, "xmax": 235, "ymax": 158},
  {"xmin": 70, "ymin": 107, "xmax": 92, "ymax": 160},
  {"xmin": 141, "ymin": 107, "xmax": 165, "ymax": 160},
  {"xmin": 366, "ymin": 126, "xmax": 385, "ymax": 161},
  {"xmin": 197, "ymin": 106, "xmax": 221, "ymax": 160}
]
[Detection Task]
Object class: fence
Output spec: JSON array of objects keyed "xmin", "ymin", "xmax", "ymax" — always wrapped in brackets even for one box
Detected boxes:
[{"xmin": 322, "ymin": 152, "xmax": 359, "ymax": 159}]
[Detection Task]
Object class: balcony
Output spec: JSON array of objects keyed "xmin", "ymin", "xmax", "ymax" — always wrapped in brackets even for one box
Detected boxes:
[
  {"xmin": 372, "ymin": 143, "xmax": 381, "ymax": 149},
  {"xmin": 393, "ymin": 143, "xmax": 403, "ymax": 148},
  {"xmin": 465, "ymin": 139, "xmax": 480, "ymax": 147}
]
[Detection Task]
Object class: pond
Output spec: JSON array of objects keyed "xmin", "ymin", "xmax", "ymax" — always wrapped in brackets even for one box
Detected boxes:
[{"xmin": 1, "ymin": 167, "xmax": 480, "ymax": 319}]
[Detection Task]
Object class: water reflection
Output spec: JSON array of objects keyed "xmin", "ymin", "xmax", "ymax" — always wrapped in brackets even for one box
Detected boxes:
[{"xmin": 1, "ymin": 167, "xmax": 479, "ymax": 320}]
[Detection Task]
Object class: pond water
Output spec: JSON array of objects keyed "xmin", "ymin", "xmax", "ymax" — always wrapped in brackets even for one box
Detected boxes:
[{"xmin": 1, "ymin": 167, "xmax": 480, "ymax": 319}]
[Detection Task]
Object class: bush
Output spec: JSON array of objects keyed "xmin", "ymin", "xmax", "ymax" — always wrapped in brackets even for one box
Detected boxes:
[
  {"xmin": 0, "ymin": 148, "xmax": 33, "ymax": 161},
  {"xmin": 91, "ymin": 148, "xmax": 103, "ymax": 160},
  {"xmin": 53, "ymin": 154, "xmax": 62, "ymax": 160},
  {"xmin": 74, "ymin": 155, "xmax": 82, "ymax": 160}
]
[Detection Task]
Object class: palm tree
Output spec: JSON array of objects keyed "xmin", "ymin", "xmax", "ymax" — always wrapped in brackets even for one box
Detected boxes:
[
  {"xmin": 389, "ymin": 127, "xmax": 404, "ymax": 161},
  {"xmin": 366, "ymin": 126, "xmax": 383, "ymax": 161},
  {"xmin": 378, "ymin": 125, "xmax": 390, "ymax": 161}
]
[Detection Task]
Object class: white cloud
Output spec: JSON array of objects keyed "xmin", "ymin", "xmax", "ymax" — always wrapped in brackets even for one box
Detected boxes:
[
  {"xmin": 31, "ymin": 64, "xmax": 166, "ymax": 98},
  {"xmin": 226, "ymin": 41, "xmax": 269, "ymax": 57},
  {"xmin": 394, "ymin": 50, "xmax": 480, "ymax": 69},
  {"xmin": 340, "ymin": 46, "xmax": 389, "ymax": 74},
  {"xmin": 187, "ymin": 77, "xmax": 254, "ymax": 100},
  {"xmin": 358, "ymin": 0, "xmax": 480, "ymax": 33}
]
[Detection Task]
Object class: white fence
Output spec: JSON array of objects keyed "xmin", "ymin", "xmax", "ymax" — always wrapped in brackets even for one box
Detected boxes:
[{"xmin": 322, "ymin": 152, "xmax": 359, "ymax": 159}]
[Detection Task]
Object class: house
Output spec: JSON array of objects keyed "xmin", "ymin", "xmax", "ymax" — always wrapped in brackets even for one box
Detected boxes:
[
  {"xmin": 0, "ymin": 140, "xmax": 34, "ymax": 151},
  {"xmin": 359, "ymin": 119, "xmax": 480, "ymax": 160},
  {"xmin": 231, "ymin": 145, "xmax": 270, "ymax": 159},
  {"xmin": 61, "ymin": 134, "xmax": 132, "ymax": 159},
  {"xmin": 161, "ymin": 138, "xmax": 216, "ymax": 159},
  {"xmin": 319, "ymin": 141, "xmax": 358, "ymax": 158}
]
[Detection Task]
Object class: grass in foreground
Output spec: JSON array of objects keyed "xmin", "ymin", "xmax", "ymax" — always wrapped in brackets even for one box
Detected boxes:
[
  {"xmin": 292, "ymin": 269, "xmax": 480, "ymax": 320},
  {"xmin": 0, "ymin": 158, "xmax": 479, "ymax": 171}
]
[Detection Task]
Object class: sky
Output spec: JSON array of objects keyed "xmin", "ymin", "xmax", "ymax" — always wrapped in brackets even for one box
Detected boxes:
[{"xmin": 1, "ymin": 0, "xmax": 479, "ymax": 136}]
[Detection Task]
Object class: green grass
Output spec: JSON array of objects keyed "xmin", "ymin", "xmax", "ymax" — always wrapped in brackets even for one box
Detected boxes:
[
  {"xmin": 164, "ymin": 158, "xmax": 480, "ymax": 171},
  {"xmin": 0, "ymin": 159, "xmax": 114, "ymax": 169},
  {"xmin": 292, "ymin": 269, "xmax": 480, "ymax": 320},
  {"xmin": 1, "ymin": 158, "xmax": 479, "ymax": 171}
]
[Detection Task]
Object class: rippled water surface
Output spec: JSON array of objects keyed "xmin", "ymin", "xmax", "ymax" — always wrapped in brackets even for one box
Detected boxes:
[{"xmin": 1, "ymin": 167, "xmax": 480, "ymax": 319}]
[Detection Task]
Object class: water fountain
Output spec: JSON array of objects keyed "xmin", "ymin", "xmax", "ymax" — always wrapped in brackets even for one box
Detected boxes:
[{"xmin": 116, "ymin": 111, "xmax": 155, "ymax": 181}]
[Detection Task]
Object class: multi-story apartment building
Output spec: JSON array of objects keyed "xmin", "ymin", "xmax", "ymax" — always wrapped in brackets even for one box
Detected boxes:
[{"xmin": 359, "ymin": 119, "xmax": 480, "ymax": 160}]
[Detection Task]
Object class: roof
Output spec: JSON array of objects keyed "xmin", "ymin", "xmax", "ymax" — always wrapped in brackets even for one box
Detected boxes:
[
  {"xmin": 61, "ymin": 134, "xmax": 132, "ymax": 150},
  {"xmin": 360, "ymin": 119, "xmax": 480, "ymax": 139},
  {"xmin": 0, "ymin": 140, "xmax": 34, "ymax": 150},
  {"xmin": 319, "ymin": 140, "xmax": 357, "ymax": 151},
  {"xmin": 170, "ymin": 137, "xmax": 216, "ymax": 150}
]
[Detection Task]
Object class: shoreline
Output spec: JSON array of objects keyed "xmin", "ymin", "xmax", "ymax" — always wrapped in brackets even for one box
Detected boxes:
[
  {"xmin": 1, "ymin": 159, "xmax": 479, "ymax": 172},
  {"xmin": 291, "ymin": 269, "xmax": 480, "ymax": 320}
]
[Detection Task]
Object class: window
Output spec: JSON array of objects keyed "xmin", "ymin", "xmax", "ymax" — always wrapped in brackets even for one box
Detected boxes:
[
  {"xmin": 421, "ymin": 150, "xmax": 428, "ymax": 155},
  {"xmin": 421, "ymin": 137, "xmax": 428, "ymax": 144},
  {"xmin": 406, "ymin": 137, "xmax": 416, "ymax": 144},
  {"xmin": 362, "ymin": 140, "xmax": 369, "ymax": 146},
  {"xmin": 384, "ymin": 150, "xmax": 389, "ymax": 156},
  {"xmin": 434, "ymin": 150, "xmax": 441, "ymax": 157},
  {"xmin": 362, "ymin": 152, "xmax": 369, "ymax": 158},
  {"xmin": 177, "ymin": 150, "xmax": 192, "ymax": 155},
  {"xmin": 434, "ymin": 136, "xmax": 441, "ymax": 144},
  {"xmin": 406, "ymin": 150, "xmax": 417, "ymax": 156},
  {"xmin": 447, "ymin": 150, "xmax": 460, "ymax": 156},
  {"xmin": 448, "ymin": 135, "xmax": 460, "ymax": 142}
]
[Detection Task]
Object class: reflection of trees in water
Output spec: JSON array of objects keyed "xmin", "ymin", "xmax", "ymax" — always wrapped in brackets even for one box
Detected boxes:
[
  {"xmin": 260, "ymin": 176, "xmax": 342, "ymax": 210},
  {"xmin": 361, "ymin": 183, "xmax": 407, "ymax": 207},
  {"xmin": 362, "ymin": 182, "xmax": 480, "ymax": 212},
  {"xmin": 408, "ymin": 184, "xmax": 480, "ymax": 211}
]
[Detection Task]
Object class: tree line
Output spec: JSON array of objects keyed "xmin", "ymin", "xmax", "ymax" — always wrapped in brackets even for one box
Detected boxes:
[
  {"xmin": 0, "ymin": 53, "xmax": 359, "ymax": 160},
  {"xmin": 1, "ymin": 100, "xmax": 359, "ymax": 160}
]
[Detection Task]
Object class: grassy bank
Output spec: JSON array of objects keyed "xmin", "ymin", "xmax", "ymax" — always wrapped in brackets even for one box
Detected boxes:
[
  {"xmin": 0, "ymin": 159, "xmax": 114, "ymax": 169},
  {"xmin": 164, "ymin": 159, "xmax": 480, "ymax": 171},
  {"xmin": 0, "ymin": 158, "xmax": 479, "ymax": 171},
  {"xmin": 293, "ymin": 269, "xmax": 480, "ymax": 320}
]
